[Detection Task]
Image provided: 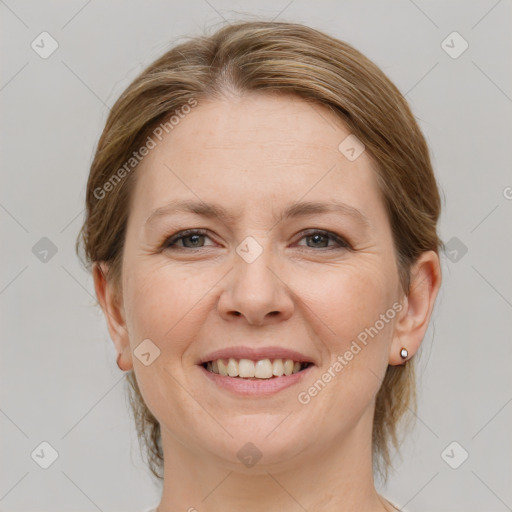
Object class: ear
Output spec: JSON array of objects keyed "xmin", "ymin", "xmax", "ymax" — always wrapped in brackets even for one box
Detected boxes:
[
  {"xmin": 92, "ymin": 262, "xmax": 133, "ymax": 371},
  {"xmin": 389, "ymin": 250, "xmax": 442, "ymax": 365}
]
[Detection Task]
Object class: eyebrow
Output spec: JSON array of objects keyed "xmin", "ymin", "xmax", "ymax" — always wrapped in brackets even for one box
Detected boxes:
[{"xmin": 144, "ymin": 198, "xmax": 371, "ymax": 229}]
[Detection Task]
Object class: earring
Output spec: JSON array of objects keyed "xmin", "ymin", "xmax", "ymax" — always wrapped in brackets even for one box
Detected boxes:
[{"xmin": 400, "ymin": 347, "xmax": 408, "ymax": 359}]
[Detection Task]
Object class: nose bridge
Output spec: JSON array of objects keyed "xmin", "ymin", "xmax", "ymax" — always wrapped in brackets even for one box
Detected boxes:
[
  {"xmin": 218, "ymin": 232, "xmax": 293, "ymax": 324},
  {"xmin": 233, "ymin": 233, "xmax": 279, "ymax": 298}
]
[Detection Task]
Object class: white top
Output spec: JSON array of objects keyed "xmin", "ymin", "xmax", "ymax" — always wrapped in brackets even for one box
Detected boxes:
[{"xmin": 143, "ymin": 498, "xmax": 404, "ymax": 512}]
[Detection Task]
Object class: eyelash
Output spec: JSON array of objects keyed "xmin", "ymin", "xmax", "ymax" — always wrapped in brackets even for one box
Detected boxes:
[{"xmin": 162, "ymin": 229, "xmax": 351, "ymax": 251}]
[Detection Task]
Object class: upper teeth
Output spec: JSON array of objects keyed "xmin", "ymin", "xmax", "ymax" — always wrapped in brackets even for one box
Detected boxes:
[{"xmin": 205, "ymin": 358, "xmax": 305, "ymax": 379}]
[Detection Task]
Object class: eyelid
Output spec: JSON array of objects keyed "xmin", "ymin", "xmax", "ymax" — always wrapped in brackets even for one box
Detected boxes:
[
  {"xmin": 296, "ymin": 229, "xmax": 351, "ymax": 249},
  {"xmin": 162, "ymin": 228, "xmax": 352, "ymax": 251},
  {"xmin": 162, "ymin": 228, "xmax": 212, "ymax": 249}
]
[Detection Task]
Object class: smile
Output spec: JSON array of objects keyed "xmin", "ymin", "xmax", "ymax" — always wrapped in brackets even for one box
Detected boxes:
[
  {"xmin": 202, "ymin": 357, "xmax": 313, "ymax": 379},
  {"xmin": 198, "ymin": 358, "xmax": 315, "ymax": 397}
]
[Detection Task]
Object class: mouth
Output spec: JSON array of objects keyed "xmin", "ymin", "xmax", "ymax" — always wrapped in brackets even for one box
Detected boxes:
[
  {"xmin": 196, "ymin": 346, "xmax": 316, "ymax": 396},
  {"xmin": 201, "ymin": 358, "xmax": 314, "ymax": 380}
]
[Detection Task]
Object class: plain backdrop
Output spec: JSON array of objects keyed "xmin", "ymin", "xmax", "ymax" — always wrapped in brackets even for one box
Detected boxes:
[{"xmin": 1, "ymin": 1, "xmax": 511, "ymax": 511}]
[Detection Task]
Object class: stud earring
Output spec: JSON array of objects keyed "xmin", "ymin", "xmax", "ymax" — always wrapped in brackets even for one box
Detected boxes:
[{"xmin": 400, "ymin": 347, "xmax": 408, "ymax": 359}]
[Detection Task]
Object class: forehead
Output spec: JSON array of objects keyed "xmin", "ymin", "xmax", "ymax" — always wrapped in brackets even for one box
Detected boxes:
[{"xmin": 130, "ymin": 93, "xmax": 387, "ymax": 225}]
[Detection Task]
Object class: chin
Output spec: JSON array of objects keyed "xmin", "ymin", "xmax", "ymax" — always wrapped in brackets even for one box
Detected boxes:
[{"xmin": 208, "ymin": 422, "xmax": 311, "ymax": 472}]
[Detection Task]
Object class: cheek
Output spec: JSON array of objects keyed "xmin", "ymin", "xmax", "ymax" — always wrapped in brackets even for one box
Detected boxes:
[
  {"xmin": 290, "ymin": 261, "xmax": 397, "ymax": 441},
  {"xmin": 295, "ymin": 259, "xmax": 395, "ymax": 346},
  {"xmin": 121, "ymin": 266, "xmax": 211, "ymax": 428},
  {"xmin": 122, "ymin": 264, "xmax": 206, "ymax": 353}
]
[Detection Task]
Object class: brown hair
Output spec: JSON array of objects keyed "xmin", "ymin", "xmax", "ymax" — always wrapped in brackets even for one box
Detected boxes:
[{"xmin": 76, "ymin": 19, "xmax": 443, "ymax": 483}]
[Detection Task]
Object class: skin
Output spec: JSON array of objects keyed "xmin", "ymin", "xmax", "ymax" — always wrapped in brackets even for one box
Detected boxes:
[{"xmin": 93, "ymin": 92, "xmax": 441, "ymax": 512}]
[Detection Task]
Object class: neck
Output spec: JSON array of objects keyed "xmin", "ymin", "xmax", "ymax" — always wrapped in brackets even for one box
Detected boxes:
[{"xmin": 155, "ymin": 405, "xmax": 394, "ymax": 512}]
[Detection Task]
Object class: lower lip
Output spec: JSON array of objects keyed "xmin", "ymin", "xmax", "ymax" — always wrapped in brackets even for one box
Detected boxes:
[{"xmin": 198, "ymin": 364, "xmax": 314, "ymax": 397}]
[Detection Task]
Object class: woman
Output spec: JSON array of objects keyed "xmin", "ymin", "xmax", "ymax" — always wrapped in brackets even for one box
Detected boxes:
[{"xmin": 77, "ymin": 20, "xmax": 443, "ymax": 512}]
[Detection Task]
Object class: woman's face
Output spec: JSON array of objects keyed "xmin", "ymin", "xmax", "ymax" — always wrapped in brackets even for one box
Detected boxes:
[{"xmin": 116, "ymin": 93, "xmax": 406, "ymax": 469}]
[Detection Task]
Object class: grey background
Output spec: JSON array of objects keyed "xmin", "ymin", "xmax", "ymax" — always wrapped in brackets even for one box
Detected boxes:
[{"xmin": 1, "ymin": 1, "xmax": 511, "ymax": 511}]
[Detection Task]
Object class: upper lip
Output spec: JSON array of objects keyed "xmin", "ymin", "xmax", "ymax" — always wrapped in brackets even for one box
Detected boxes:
[{"xmin": 198, "ymin": 346, "xmax": 316, "ymax": 365}]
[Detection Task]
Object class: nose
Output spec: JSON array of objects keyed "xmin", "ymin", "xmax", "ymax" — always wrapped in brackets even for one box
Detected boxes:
[{"xmin": 217, "ymin": 241, "xmax": 294, "ymax": 326}]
